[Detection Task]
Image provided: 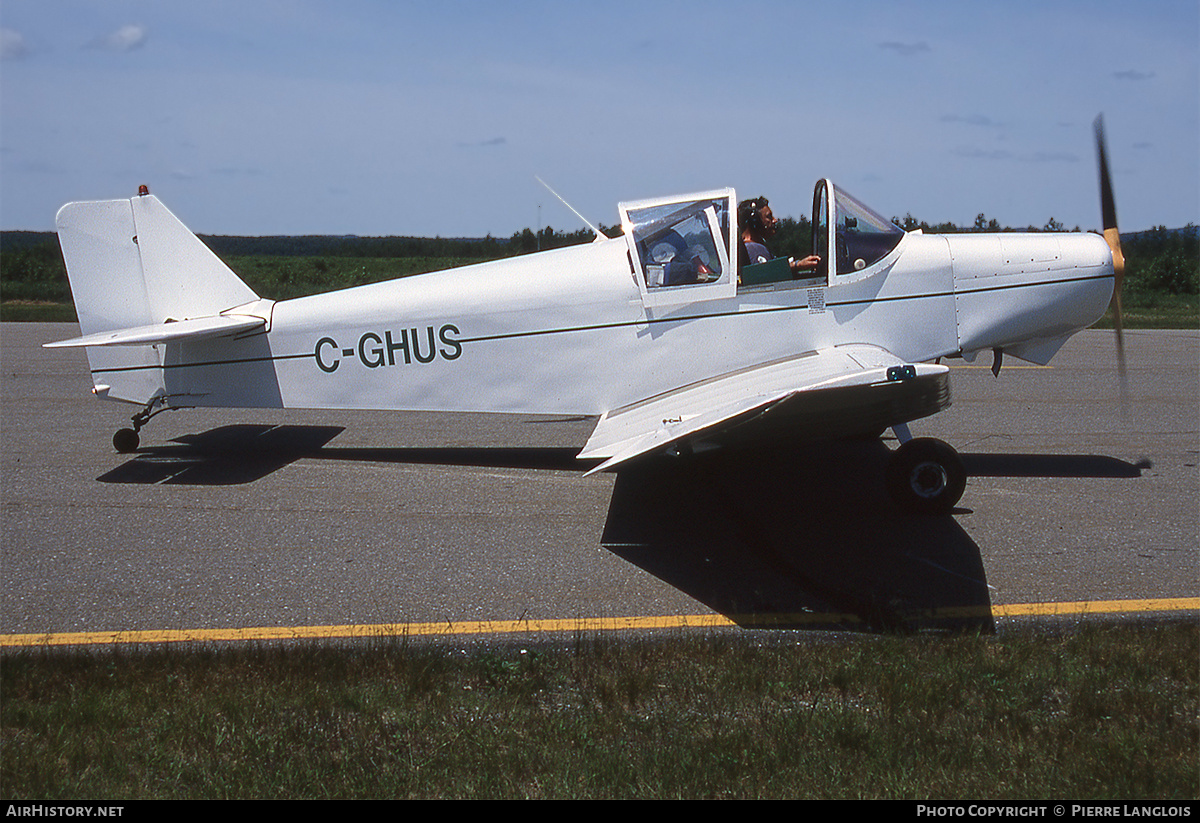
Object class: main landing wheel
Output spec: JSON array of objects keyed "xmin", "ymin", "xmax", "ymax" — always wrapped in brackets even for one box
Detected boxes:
[{"xmin": 885, "ymin": 437, "xmax": 966, "ymax": 515}]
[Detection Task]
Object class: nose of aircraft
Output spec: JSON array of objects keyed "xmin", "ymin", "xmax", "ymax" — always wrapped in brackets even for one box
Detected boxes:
[{"xmin": 949, "ymin": 231, "xmax": 1115, "ymax": 363}]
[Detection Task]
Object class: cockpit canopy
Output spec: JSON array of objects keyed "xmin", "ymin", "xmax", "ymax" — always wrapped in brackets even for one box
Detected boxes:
[
  {"xmin": 619, "ymin": 188, "xmax": 737, "ymax": 307},
  {"xmin": 813, "ymin": 179, "xmax": 905, "ymax": 279},
  {"xmin": 618, "ymin": 183, "xmax": 906, "ymax": 306}
]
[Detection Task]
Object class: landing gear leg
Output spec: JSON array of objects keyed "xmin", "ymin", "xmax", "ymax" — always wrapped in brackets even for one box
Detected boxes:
[
  {"xmin": 112, "ymin": 396, "xmax": 168, "ymax": 454},
  {"xmin": 885, "ymin": 435, "xmax": 966, "ymax": 515}
]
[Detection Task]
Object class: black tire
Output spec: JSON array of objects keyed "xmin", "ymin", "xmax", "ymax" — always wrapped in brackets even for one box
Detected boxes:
[
  {"xmin": 885, "ymin": 437, "xmax": 966, "ymax": 515},
  {"xmin": 113, "ymin": 428, "xmax": 140, "ymax": 453}
]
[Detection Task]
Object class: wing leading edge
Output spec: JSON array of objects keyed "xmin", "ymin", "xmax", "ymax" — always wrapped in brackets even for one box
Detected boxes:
[{"xmin": 578, "ymin": 344, "xmax": 950, "ymax": 474}]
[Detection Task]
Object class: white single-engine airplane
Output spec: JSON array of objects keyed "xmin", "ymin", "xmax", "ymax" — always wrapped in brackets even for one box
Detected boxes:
[{"xmin": 46, "ymin": 119, "xmax": 1127, "ymax": 515}]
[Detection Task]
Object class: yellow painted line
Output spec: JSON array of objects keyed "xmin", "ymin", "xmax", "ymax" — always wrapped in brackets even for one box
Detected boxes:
[
  {"xmin": 0, "ymin": 615, "xmax": 736, "ymax": 648},
  {"xmin": 992, "ymin": 597, "xmax": 1200, "ymax": 617},
  {"xmin": 1, "ymin": 598, "xmax": 1195, "ymax": 648}
]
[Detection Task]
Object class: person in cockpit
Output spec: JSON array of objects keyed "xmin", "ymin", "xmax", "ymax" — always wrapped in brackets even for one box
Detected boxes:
[{"xmin": 738, "ymin": 196, "xmax": 821, "ymax": 275}]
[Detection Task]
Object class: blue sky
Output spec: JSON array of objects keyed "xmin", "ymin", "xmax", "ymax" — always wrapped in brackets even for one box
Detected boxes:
[{"xmin": 2, "ymin": 1, "xmax": 1197, "ymax": 238}]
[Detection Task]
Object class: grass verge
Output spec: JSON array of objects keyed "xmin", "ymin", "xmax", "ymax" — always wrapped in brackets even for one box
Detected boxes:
[
  {"xmin": 1093, "ymin": 294, "xmax": 1199, "ymax": 329},
  {"xmin": 0, "ymin": 301, "xmax": 78, "ymax": 323},
  {"xmin": 2, "ymin": 619, "xmax": 1196, "ymax": 800}
]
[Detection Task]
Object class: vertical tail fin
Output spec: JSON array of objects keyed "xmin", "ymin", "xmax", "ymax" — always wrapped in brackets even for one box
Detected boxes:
[
  {"xmin": 54, "ymin": 191, "xmax": 261, "ymax": 404},
  {"xmin": 56, "ymin": 192, "xmax": 259, "ymax": 334}
]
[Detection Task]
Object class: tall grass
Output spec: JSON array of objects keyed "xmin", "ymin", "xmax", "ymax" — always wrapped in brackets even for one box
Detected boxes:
[{"xmin": 2, "ymin": 620, "xmax": 1196, "ymax": 799}]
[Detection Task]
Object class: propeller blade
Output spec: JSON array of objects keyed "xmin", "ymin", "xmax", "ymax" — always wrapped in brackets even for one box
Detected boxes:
[
  {"xmin": 1094, "ymin": 114, "xmax": 1129, "ymax": 411},
  {"xmin": 1094, "ymin": 115, "xmax": 1127, "ymax": 290}
]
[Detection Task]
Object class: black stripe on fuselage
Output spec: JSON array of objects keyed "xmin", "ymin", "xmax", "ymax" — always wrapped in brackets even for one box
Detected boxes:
[{"xmin": 88, "ymin": 271, "xmax": 1113, "ymax": 375}]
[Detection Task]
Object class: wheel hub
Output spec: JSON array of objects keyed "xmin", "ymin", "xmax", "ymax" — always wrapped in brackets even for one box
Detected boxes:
[{"xmin": 909, "ymin": 461, "xmax": 948, "ymax": 498}]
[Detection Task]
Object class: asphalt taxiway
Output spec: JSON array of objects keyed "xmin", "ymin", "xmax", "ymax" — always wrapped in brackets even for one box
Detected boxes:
[{"xmin": 2, "ymin": 323, "xmax": 1196, "ymax": 641}]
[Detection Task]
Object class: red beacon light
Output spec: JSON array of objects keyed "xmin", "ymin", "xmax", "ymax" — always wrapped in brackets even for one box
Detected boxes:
[{"xmin": 138, "ymin": 185, "xmax": 149, "ymax": 196}]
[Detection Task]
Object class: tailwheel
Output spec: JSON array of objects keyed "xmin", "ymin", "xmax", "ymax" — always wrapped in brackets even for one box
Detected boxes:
[
  {"xmin": 886, "ymin": 437, "xmax": 966, "ymax": 515},
  {"xmin": 112, "ymin": 395, "xmax": 168, "ymax": 453},
  {"xmin": 113, "ymin": 427, "xmax": 140, "ymax": 453}
]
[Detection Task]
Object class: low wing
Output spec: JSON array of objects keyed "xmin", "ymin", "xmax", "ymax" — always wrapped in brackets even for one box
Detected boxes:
[
  {"xmin": 44, "ymin": 314, "xmax": 266, "ymax": 349},
  {"xmin": 578, "ymin": 344, "xmax": 950, "ymax": 474}
]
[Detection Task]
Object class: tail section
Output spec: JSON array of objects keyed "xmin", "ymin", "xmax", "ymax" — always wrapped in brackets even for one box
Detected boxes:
[
  {"xmin": 56, "ymin": 191, "xmax": 259, "ymax": 334},
  {"xmin": 53, "ymin": 191, "xmax": 263, "ymax": 405}
]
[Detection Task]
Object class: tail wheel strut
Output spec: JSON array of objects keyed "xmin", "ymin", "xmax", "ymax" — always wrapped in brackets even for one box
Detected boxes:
[{"xmin": 113, "ymin": 396, "xmax": 168, "ymax": 453}]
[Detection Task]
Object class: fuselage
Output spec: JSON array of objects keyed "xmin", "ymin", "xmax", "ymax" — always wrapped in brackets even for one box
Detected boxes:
[{"xmin": 165, "ymin": 223, "xmax": 1114, "ymax": 417}]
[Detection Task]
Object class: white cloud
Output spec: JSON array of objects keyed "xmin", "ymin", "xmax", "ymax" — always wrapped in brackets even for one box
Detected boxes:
[
  {"xmin": 1, "ymin": 27, "xmax": 29, "ymax": 60},
  {"xmin": 86, "ymin": 24, "xmax": 149, "ymax": 53},
  {"xmin": 941, "ymin": 114, "xmax": 1004, "ymax": 129},
  {"xmin": 879, "ymin": 41, "xmax": 931, "ymax": 57},
  {"xmin": 456, "ymin": 137, "xmax": 508, "ymax": 148}
]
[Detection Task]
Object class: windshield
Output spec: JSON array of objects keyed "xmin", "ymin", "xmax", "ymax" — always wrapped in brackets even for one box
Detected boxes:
[{"xmin": 834, "ymin": 187, "xmax": 904, "ymax": 275}]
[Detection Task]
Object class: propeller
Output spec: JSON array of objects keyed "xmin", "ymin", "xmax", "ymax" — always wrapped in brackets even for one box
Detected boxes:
[{"xmin": 1093, "ymin": 114, "xmax": 1129, "ymax": 408}]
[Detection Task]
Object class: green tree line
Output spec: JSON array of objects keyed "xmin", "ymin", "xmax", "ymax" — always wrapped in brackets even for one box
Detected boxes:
[{"xmin": 2, "ymin": 219, "xmax": 1196, "ymax": 308}]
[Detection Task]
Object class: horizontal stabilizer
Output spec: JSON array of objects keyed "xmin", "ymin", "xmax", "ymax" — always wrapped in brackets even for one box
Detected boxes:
[
  {"xmin": 579, "ymin": 345, "xmax": 950, "ymax": 474},
  {"xmin": 44, "ymin": 313, "xmax": 265, "ymax": 349}
]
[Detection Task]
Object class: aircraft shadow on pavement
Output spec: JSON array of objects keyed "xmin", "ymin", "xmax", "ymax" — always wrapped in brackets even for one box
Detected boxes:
[
  {"xmin": 97, "ymin": 424, "xmax": 586, "ymax": 485},
  {"xmin": 602, "ymin": 443, "xmax": 1150, "ymax": 634},
  {"xmin": 97, "ymin": 422, "xmax": 1149, "ymax": 488},
  {"xmin": 603, "ymin": 440, "xmax": 998, "ymax": 634},
  {"xmin": 97, "ymin": 424, "xmax": 1146, "ymax": 633},
  {"xmin": 961, "ymin": 453, "xmax": 1148, "ymax": 478},
  {"xmin": 97, "ymin": 425, "xmax": 347, "ymax": 485},
  {"xmin": 316, "ymin": 446, "xmax": 585, "ymax": 471}
]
